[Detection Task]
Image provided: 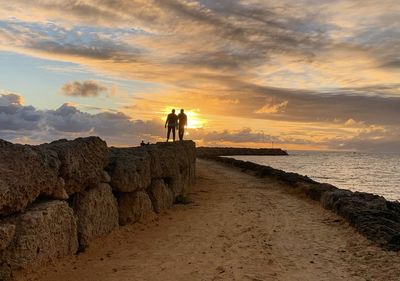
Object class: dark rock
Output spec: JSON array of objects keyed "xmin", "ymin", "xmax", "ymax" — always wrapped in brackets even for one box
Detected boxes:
[
  {"xmin": 0, "ymin": 224, "xmax": 15, "ymax": 251},
  {"xmin": 197, "ymin": 147, "xmax": 288, "ymax": 157}
]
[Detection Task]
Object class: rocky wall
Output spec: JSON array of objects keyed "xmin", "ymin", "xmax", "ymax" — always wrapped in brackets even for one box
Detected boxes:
[
  {"xmin": 0, "ymin": 138, "xmax": 196, "ymax": 280},
  {"xmin": 197, "ymin": 147, "xmax": 288, "ymax": 157}
]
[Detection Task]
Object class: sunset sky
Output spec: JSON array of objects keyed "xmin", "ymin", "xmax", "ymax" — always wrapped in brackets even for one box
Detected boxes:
[{"xmin": 0, "ymin": 0, "xmax": 399, "ymax": 151}]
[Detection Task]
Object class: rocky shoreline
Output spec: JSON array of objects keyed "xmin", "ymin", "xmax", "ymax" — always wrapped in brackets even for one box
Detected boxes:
[
  {"xmin": 196, "ymin": 147, "xmax": 288, "ymax": 157},
  {"xmin": 200, "ymin": 155, "xmax": 400, "ymax": 251},
  {"xmin": 0, "ymin": 138, "xmax": 196, "ymax": 280}
]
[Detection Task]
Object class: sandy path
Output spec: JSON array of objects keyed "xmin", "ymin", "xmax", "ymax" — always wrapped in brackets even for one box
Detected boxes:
[{"xmin": 18, "ymin": 159, "xmax": 400, "ymax": 281}]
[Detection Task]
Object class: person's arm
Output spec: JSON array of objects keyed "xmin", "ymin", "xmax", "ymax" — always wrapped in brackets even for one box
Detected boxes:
[{"xmin": 165, "ymin": 115, "xmax": 169, "ymax": 128}]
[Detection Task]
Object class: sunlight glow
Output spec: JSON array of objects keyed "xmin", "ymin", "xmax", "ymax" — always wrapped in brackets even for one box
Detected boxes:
[{"xmin": 161, "ymin": 107, "xmax": 206, "ymax": 129}]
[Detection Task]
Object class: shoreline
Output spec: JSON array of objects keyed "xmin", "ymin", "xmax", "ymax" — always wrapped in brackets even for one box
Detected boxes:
[{"xmin": 200, "ymin": 155, "xmax": 400, "ymax": 251}]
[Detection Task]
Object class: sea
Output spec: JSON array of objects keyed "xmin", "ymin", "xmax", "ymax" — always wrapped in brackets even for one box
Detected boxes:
[{"xmin": 231, "ymin": 151, "xmax": 400, "ymax": 201}]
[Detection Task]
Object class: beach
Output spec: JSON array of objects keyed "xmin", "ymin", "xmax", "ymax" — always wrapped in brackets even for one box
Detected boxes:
[{"xmin": 17, "ymin": 159, "xmax": 400, "ymax": 281}]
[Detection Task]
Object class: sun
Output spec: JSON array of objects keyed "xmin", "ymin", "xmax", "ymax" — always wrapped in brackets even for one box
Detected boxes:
[{"xmin": 161, "ymin": 107, "xmax": 206, "ymax": 129}]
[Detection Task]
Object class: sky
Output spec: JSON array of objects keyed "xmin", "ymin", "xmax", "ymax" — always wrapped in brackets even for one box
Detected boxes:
[{"xmin": 0, "ymin": 0, "xmax": 399, "ymax": 151}]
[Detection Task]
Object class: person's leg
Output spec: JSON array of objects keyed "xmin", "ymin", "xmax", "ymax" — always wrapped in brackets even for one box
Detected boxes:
[
  {"xmin": 167, "ymin": 127, "xmax": 171, "ymax": 141},
  {"xmin": 179, "ymin": 127, "xmax": 184, "ymax": 140},
  {"xmin": 172, "ymin": 127, "xmax": 176, "ymax": 141}
]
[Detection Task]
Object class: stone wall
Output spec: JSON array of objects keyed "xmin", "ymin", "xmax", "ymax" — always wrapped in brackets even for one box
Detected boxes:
[
  {"xmin": 197, "ymin": 147, "xmax": 288, "ymax": 157},
  {"xmin": 0, "ymin": 138, "xmax": 196, "ymax": 280}
]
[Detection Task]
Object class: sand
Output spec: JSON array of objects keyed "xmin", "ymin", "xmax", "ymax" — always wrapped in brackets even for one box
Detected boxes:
[{"xmin": 17, "ymin": 159, "xmax": 400, "ymax": 281}]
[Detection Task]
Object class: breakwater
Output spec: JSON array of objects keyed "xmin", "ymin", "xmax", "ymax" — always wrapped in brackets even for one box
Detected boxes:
[
  {"xmin": 0, "ymin": 138, "xmax": 196, "ymax": 280},
  {"xmin": 196, "ymin": 147, "xmax": 288, "ymax": 157},
  {"xmin": 201, "ymin": 155, "xmax": 400, "ymax": 251}
]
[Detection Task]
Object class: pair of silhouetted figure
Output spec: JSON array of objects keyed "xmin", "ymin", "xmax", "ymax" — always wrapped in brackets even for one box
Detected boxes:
[{"xmin": 165, "ymin": 109, "xmax": 187, "ymax": 142}]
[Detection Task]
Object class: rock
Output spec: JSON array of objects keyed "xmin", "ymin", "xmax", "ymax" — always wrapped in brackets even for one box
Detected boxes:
[
  {"xmin": 0, "ymin": 224, "xmax": 15, "ymax": 251},
  {"xmin": 0, "ymin": 139, "xmax": 65, "ymax": 216},
  {"xmin": 42, "ymin": 137, "xmax": 108, "ymax": 195},
  {"xmin": 0, "ymin": 201, "xmax": 78, "ymax": 271},
  {"xmin": 148, "ymin": 180, "xmax": 174, "ymax": 213},
  {"xmin": 0, "ymin": 262, "xmax": 12, "ymax": 281},
  {"xmin": 72, "ymin": 183, "xmax": 119, "ymax": 248},
  {"xmin": 107, "ymin": 148, "xmax": 151, "ymax": 192},
  {"xmin": 197, "ymin": 147, "xmax": 287, "ymax": 157},
  {"xmin": 101, "ymin": 171, "xmax": 111, "ymax": 183},
  {"xmin": 152, "ymin": 142, "xmax": 193, "ymax": 196},
  {"xmin": 303, "ymin": 183, "xmax": 338, "ymax": 201},
  {"xmin": 117, "ymin": 191, "xmax": 155, "ymax": 225}
]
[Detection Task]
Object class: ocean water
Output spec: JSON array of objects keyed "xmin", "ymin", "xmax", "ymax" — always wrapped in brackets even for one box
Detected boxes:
[{"xmin": 231, "ymin": 151, "xmax": 400, "ymax": 201}]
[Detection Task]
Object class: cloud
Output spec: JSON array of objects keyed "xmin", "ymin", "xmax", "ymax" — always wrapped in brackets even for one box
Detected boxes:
[
  {"xmin": 0, "ymin": 1, "xmax": 399, "ymax": 151},
  {"xmin": 61, "ymin": 81, "xmax": 108, "ymax": 97},
  {"xmin": 0, "ymin": 93, "xmax": 165, "ymax": 145},
  {"xmin": 0, "ymin": 93, "xmax": 24, "ymax": 106},
  {"xmin": 255, "ymin": 100, "xmax": 288, "ymax": 114}
]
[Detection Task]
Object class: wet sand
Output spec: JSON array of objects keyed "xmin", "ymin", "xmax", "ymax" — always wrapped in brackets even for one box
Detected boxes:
[{"xmin": 18, "ymin": 159, "xmax": 400, "ymax": 281}]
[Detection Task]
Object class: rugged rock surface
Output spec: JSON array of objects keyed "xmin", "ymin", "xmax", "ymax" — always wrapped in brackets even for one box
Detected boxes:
[
  {"xmin": 0, "ymin": 139, "xmax": 65, "ymax": 216},
  {"xmin": 0, "ymin": 201, "xmax": 78, "ymax": 271},
  {"xmin": 321, "ymin": 190, "xmax": 400, "ymax": 250},
  {"xmin": 117, "ymin": 191, "xmax": 155, "ymax": 226},
  {"xmin": 108, "ymin": 141, "xmax": 196, "ymax": 198},
  {"xmin": 0, "ymin": 224, "xmax": 15, "ymax": 251},
  {"xmin": 148, "ymin": 141, "xmax": 196, "ymax": 196},
  {"xmin": 0, "ymin": 138, "xmax": 197, "ymax": 277},
  {"xmin": 206, "ymin": 155, "xmax": 400, "ymax": 251},
  {"xmin": 72, "ymin": 183, "xmax": 119, "ymax": 248},
  {"xmin": 107, "ymin": 147, "xmax": 151, "ymax": 192},
  {"xmin": 148, "ymin": 180, "xmax": 174, "ymax": 213},
  {"xmin": 197, "ymin": 147, "xmax": 287, "ymax": 157},
  {"xmin": 42, "ymin": 137, "xmax": 108, "ymax": 195}
]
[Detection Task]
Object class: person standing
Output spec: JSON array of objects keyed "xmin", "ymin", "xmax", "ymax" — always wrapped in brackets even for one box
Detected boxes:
[
  {"xmin": 165, "ymin": 109, "xmax": 178, "ymax": 142},
  {"xmin": 178, "ymin": 109, "xmax": 187, "ymax": 141}
]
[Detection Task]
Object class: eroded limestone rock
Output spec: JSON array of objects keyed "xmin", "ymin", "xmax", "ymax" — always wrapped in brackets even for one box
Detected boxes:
[
  {"xmin": 42, "ymin": 137, "xmax": 108, "ymax": 195},
  {"xmin": 148, "ymin": 180, "xmax": 174, "ymax": 213},
  {"xmin": 118, "ymin": 191, "xmax": 155, "ymax": 225},
  {"xmin": 107, "ymin": 148, "xmax": 151, "ymax": 192},
  {"xmin": 72, "ymin": 183, "xmax": 118, "ymax": 248},
  {"xmin": 0, "ymin": 139, "xmax": 65, "ymax": 216},
  {"xmin": 0, "ymin": 224, "xmax": 15, "ymax": 251},
  {"xmin": 0, "ymin": 201, "xmax": 78, "ymax": 271}
]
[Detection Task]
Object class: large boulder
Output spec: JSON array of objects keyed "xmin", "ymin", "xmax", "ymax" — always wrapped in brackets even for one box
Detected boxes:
[
  {"xmin": 42, "ymin": 137, "xmax": 108, "ymax": 195},
  {"xmin": 148, "ymin": 180, "xmax": 174, "ymax": 213},
  {"xmin": 72, "ymin": 183, "xmax": 119, "ymax": 248},
  {"xmin": 106, "ymin": 147, "xmax": 151, "ymax": 192},
  {"xmin": 117, "ymin": 191, "xmax": 155, "ymax": 226},
  {"xmin": 149, "ymin": 142, "xmax": 195, "ymax": 197},
  {"xmin": 0, "ymin": 139, "xmax": 66, "ymax": 216},
  {"xmin": 0, "ymin": 201, "xmax": 78, "ymax": 271}
]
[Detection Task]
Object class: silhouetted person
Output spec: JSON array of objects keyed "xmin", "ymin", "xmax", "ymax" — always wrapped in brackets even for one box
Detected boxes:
[
  {"xmin": 140, "ymin": 140, "xmax": 145, "ymax": 146},
  {"xmin": 165, "ymin": 109, "xmax": 178, "ymax": 142},
  {"xmin": 178, "ymin": 109, "xmax": 187, "ymax": 141}
]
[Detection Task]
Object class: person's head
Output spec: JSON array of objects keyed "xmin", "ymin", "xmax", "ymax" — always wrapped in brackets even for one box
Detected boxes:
[
  {"xmin": 180, "ymin": 109, "xmax": 184, "ymax": 113},
  {"xmin": 172, "ymin": 109, "xmax": 175, "ymax": 113}
]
